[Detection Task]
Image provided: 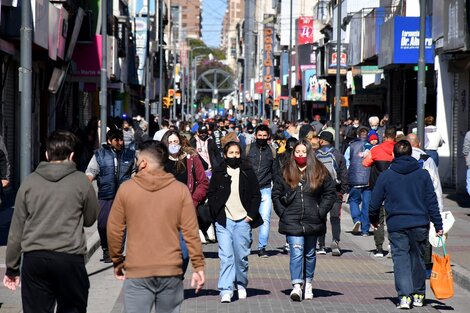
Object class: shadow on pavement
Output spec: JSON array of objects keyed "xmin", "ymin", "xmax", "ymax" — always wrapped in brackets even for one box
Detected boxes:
[
  {"xmin": 281, "ymin": 288, "xmax": 343, "ymax": 298},
  {"xmin": 184, "ymin": 288, "xmax": 270, "ymax": 300},
  {"xmin": 374, "ymin": 296, "xmax": 396, "ymax": 305},
  {"xmin": 427, "ymin": 299, "xmax": 455, "ymax": 311},
  {"xmin": 445, "ymin": 192, "xmax": 470, "ymax": 208}
]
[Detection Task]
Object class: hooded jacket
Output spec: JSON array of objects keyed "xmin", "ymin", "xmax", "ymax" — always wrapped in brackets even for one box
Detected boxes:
[
  {"xmin": 362, "ymin": 139, "xmax": 395, "ymax": 188},
  {"xmin": 107, "ymin": 168, "xmax": 204, "ymax": 278},
  {"xmin": 5, "ymin": 161, "xmax": 99, "ymax": 276},
  {"xmin": 369, "ymin": 155, "xmax": 443, "ymax": 233}
]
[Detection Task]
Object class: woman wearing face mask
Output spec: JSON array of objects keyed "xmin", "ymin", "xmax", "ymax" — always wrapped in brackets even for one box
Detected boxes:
[
  {"xmin": 207, "ymin": 141, "xmax": 263, "ymax": 303},
  {"xmin": 161, "ymin": 130, "xmax": 209, "ymax": 273},
  {"xmin": 272, "ymin": 139, "xmax": 336, "ymax": 302}
]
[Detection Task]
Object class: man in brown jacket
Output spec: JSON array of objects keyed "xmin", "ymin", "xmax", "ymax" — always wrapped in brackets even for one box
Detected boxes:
[{"xmin": 107, "ymin": 140, "xmax": 205, "ymax": 313}]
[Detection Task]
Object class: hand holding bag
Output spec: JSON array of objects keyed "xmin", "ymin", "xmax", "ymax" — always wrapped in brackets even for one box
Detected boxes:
[{"xmin": 430, "ymin": 237, "xmax": 454, "ymax": 299}]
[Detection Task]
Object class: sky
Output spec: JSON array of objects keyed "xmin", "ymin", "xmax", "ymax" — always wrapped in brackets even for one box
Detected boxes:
[{"xmin": 201, "ymin": 0, "xmax": 227, "ymax": 47}]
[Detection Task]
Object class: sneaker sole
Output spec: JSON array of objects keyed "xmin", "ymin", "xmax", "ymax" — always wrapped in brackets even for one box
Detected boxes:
[
  {"xmin": 352, "ymin": 221, "xmax": 361, "ymax": 233},
  {"xmin": 290, "ymin": 293, "xmax": 302, "ymax": 301},
  {"xmin": 331, "ymin": 242, "xmax": 341, "ymax": 256}
]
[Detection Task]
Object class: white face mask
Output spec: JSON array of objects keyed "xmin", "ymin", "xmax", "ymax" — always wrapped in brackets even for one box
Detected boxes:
[{"xmin": 169, "ymin": 144, "xmax": 181, "ymax": 154}]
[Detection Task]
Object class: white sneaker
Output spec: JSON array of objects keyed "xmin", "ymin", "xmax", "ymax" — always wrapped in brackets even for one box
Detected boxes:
[
  {"xmin": 290, "ymin": 284, "xmax": 302, "ymax": 301},
  {"xmin": 352, "ymin": 221, "xmax": 361, "ymax": 233},
  {"xmin": 304, "ymin": 283, "xmax": 314, "ymax": 300},
  {"xmin": 199, "ymin": 230, "xmax": 207, "ymax": 244},
  {"xmin": 220, "ymin": 293, "xmax": 232, "ymax": 303},
  {"xmin": 237, "ymin": 285, "xmax": 247, "ymax": 299}
]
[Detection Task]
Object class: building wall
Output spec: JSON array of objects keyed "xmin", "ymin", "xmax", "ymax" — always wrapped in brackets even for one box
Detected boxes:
[{"xmin": 172, "ymin": 0, "xmax": 201, "ymax": 39}]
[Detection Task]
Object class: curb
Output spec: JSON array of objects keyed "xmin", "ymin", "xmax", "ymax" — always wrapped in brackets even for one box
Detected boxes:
[
  {"xmin": 452, "ymin": 263, "xmax": 470, "ymax": 293},
  {"xmin": 85, "ymin": 230, "xmax": 101, "ymax": 264}
]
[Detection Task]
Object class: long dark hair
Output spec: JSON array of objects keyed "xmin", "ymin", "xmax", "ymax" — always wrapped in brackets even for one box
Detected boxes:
[
  {"xmin": 161, "ymin": 130, "xmax": 187, "ymax": 172},
  {"xmin": 282, "ymin": 139, "xmax": 329, "ymax": 191}
]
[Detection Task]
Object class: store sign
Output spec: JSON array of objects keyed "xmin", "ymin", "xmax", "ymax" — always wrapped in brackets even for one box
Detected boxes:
[
  {"xmin": 327, "ymin": 43, "xmax": 348, "ymax": 75},
  {"xmin": 380, "ymin": 16, "xmax": 434, "ymax": 67},
  {"xmin": 135, "ymin": 17, "xmax": 148, "ymax": 85},
  {"xmin": 303, "ymin": 69, "xmax": 327, "ymax": 102},
  {"xmin": 297, "ymin": 16, "xmax": 314, "ymax": 45},
  {"xmin": 263, "ymin": 25, "xmax": 274, "ymax": 104}
]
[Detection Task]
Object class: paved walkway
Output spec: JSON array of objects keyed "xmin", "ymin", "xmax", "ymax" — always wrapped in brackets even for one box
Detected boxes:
[{"xmin": 1, "ymin": 191, "xmax": 469, "ymax": 312}]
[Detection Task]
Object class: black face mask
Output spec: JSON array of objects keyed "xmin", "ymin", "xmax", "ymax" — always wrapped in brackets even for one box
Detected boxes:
[
  {"xmin": 256, "ymin": 138, "xmax": 268, "ymax": 147},
  {"xmin": 225, "ymin": 157, "xmax": 242, "ymax": 169},
  {"xmin": 199, "ymin": 134, "xmax": 208, "ymax": 141}
]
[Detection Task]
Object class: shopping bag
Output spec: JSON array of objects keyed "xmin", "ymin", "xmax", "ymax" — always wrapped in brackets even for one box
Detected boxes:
[
  {"xmin": 429, "ymin": 211, "xmax": 455, "ymax": 247},
  {"xmin": 430, "ymin": 237, "xmax": 454, "ymax": 299}
]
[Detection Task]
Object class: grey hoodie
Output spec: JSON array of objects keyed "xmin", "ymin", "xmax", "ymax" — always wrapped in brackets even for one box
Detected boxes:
[{"xmin": 5, "ymin": 161, "xmax": 99, "ymax": 276}]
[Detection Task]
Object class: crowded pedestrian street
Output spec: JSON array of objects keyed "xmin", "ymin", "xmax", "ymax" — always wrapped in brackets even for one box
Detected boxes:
[{"xmin": 1, "ymin": 192, "xmax": 469, "ymax": 313}]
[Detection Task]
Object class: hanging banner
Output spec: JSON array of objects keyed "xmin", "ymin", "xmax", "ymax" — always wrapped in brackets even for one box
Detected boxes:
[
  {"xmin": 135, "ymin": 17, "xmax": 148, "ymax": 85},
  {"xmin": 297, "ymin": 16, "xmax": 314, "ymax": 45},
  {"xmin": 263, "ymin": 22, "xmax": 274, "ymax": 105}
]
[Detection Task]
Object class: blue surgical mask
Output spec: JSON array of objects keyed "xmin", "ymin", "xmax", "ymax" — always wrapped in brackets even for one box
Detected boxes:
[{"xmin": 169, "ymin": 144, "xmax": 181, "ymax": 154}]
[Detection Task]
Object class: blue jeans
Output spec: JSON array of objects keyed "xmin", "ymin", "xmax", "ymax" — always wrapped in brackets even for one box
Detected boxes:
[
  {"xmin": 179, "ymin": 232, "xmax": 189, "ymax": 276},
  {"xmin": 216, "ymin": 219, "xmax": 252, "ymax": 296},
  {"xmin": 286, "ymin": 235, "xmax": 317, "ymax": 285},
  {"xmin": 124, "ymin": 276, "xmax": 183, "ymax": 313},
  {"xmin": 258, "ymin": 187, "xmax": 273, "ymax": 249},
  {"xmin": 388, "ymin": 227, "xmax": 428, "ymax": 297},
  {"xmin": 348, "ymin": 186, "xmax": 371, "ymax": 234},
  {"xmin": 466, "ymin": 168, "xmax": 470, "ymax": 196}
]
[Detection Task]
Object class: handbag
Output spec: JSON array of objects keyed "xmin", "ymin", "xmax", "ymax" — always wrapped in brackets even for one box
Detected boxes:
[
  {"xmin": 430, "ymin": 237, "xmax": 454, "ymax": 300},
  {"xmin": 196, "ymin": 202, "xmax": 213, "ymax": 232}
]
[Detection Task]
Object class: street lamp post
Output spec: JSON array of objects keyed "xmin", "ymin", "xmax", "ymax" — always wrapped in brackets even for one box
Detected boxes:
[{"xmin": 334, "ymin": 0, "xmax": 342, "ymax": 150}]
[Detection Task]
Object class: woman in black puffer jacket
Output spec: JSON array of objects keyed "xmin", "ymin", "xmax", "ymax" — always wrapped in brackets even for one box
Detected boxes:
[{"xmin": 272, "ymin": 139, "xmax": 336, "ymax": 302}]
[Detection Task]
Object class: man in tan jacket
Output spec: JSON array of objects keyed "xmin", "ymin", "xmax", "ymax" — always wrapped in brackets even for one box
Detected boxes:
[{"xmin": 107, "ymin": 140, "xmax": 205, "ymax": 313}]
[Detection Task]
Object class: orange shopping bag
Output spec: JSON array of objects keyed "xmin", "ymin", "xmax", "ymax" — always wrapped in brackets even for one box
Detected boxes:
[{"xmin": 430, "ymin": 237, "xmax": 454, "ymax": 299}]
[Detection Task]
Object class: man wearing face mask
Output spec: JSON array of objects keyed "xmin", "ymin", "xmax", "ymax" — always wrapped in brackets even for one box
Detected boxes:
[
  {"xmin": 244, "ymin": 124, "xmax": 255, "ymax": 145},
  {"xmin": 213, "ymin": 119, "xmax": 228, "ymax": 152},
  {"xmin": 86, "ymin": 129, "xmax": 136, "ymax": 263},
  {"xmin": 190, "ymin": 126, "xmax": 223, "ymax": 174},
  {"xmin": 246, "ymin": 124, "xmax": 280, "ymax": 258},
  {"xmin": 369, "ymin": 116, "xmax": 385, "ymax": 144}
]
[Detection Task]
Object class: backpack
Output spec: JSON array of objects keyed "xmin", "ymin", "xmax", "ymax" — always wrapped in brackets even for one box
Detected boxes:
[{"xmin": 316, "ymin": 147, "xmax": 340, "ymax": 184}]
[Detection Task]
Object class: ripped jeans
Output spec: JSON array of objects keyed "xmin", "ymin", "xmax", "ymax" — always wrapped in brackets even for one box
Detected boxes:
[{"xmin": 286, "ymin": 235, "xmax": 318, "ymax": 285}]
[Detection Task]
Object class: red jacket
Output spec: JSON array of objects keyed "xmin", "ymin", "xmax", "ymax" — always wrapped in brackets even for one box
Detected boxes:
[
  {"xmin": 362, "ymin": 140, "xmax": 395, "ymax": 188},
  {"xmin": 186, "ymin": 154, "xmax": 209, "ymax": 208}
]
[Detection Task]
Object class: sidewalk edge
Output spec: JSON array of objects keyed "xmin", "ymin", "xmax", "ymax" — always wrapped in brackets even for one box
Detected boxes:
[
  {"xmin": 85, "ymin": 231, "xmax": 101, "ymax": 264},
  {"xmin": 452, "ymin": 263, "xmax": 470, "ymax": 293}
]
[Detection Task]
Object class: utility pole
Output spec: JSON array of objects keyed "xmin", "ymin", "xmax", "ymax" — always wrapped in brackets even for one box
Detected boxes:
[
  {"xmin": 158, "ymin": 0, "xmax": 164, "ymax": 125},
  {"xmin": 144, "ymin": 0, "xmax": 150, "ymax": 124},
  {"xmin": 417, "ymin": 0, "xmax": 426, "ymax": 149},
  {"xmin": 173, "ymin": 44, "xmax": 177, "ymax": 120},
  {"xmin": 20, "ymin": 0, "xmax": 32, "ymax": 181},
  {"xmin": 287, "ymin": 0, "xmax": 293, "ymax": 121},
  {"xmin": 334, "ymin": 0, "xmax": 342, "ymax": 150},
  {"xmin": 244, "ymin": 0, "xmax": 255, "ymax": 117},
  {"xmin": 100, "ymin": 0, "xmax": 108, "ymax": 143}
]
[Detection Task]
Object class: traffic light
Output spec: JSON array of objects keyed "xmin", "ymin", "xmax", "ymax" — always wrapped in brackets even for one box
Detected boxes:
[{"xmin": 162, "ymin": 97, "xmax": 170, "ymax": 109}]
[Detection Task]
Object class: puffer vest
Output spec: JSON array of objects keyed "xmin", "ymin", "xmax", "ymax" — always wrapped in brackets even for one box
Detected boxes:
[
  {"xmin": 95, "ymin": 146, "xmax": 135, "ymax": 199},
  {"xmin": 348, "ymin": 139, "xmax": 371, "ymax": 187}
]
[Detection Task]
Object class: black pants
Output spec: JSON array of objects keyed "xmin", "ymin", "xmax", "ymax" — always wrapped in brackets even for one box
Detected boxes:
[
  {"xmin": 374, "ymin": 206, "xmax": 386, "ymax": 250},
  {"xmin": 318, "ymin": 200, "xmax": 342, "ymax": 246},
  {"xmin": 22, "ymin": 251, "xmax": 89, "ymax": 313},
  {"xmin": 98, "ymin": 199, "xmax": 114, "ymax": 250}
]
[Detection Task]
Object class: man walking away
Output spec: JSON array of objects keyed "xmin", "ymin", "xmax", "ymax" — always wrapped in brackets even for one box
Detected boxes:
[
  {"xmin": 315, "ymin": 131, "xmax": 348, "ymax": 256},
  {"xmin": 107, "ymin": 140, "xmax": 205, "ymax": 313},
  {"xmin": 246, "ymin": 124, "xmax": 280, "ymax": 257},
  {"xmin": 3, "ymin": 131, "xmax": 99, "ymax": 313},
  {"xmin": 369, "ymin": 140, "xmax": 443, "ymax": 309},
  {"xmin": 86, "ymin": 129, "xmax": 135, "ymax": 262},
  {"xmin": 362, "ymin": 126, "xmax": 396, "ymax": 257}
]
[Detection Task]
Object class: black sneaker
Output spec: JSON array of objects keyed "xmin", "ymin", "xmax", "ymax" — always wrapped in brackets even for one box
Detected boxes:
[
  {"xmin": 374, "ymin": 248, "xmax": 384, "ymax": 258},
  {"xmin": 258, "ymin": 248, "xmax": 269, "ymax": 258},
  {"xmin": 101, "ymin": 249, "xmax": 112, "ymax": 263}
]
